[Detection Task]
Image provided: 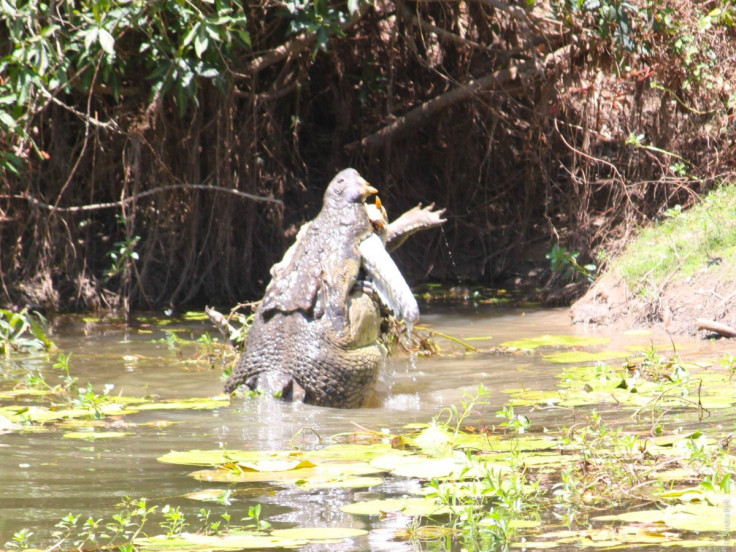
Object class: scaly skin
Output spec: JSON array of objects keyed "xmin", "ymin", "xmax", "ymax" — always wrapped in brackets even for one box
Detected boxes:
[{"xmin": 224, "ymin": 169, "xmax": 445, "ymax": 407}]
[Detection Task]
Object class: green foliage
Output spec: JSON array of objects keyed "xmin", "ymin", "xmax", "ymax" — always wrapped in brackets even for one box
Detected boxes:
[
  {"xmin": 0, "ymin": 307, "xmax": 55, "ymax": 354},
  {"xmin": 558, "ymin": 0, "xmax": 736, "ymax": 108},
  {"xmin": 105, "ymin": 235, "xmax": 140, "ymax": 282},
  {"xmin": 0, "ymin": 0, "xmax": 252, "ymax": 174},
  {"xmin": 546, "ymin": 243, "xmax": 597, "ymax": 283},
  {"xmin": 53, "ymin": 352, "xmax": 77, "ymax": 391},
  {"xmin": 615, "ymin": 184, "xmax": 736, "ymax": 291},
  {"xmin": 282, "ymin": 0, "xmax": 348, "ymax": 54}
]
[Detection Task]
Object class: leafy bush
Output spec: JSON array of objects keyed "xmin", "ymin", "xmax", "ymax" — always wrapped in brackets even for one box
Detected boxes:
[{"xmin": 1, "ymin": 0, "xmax": 252, "ymax": 175}]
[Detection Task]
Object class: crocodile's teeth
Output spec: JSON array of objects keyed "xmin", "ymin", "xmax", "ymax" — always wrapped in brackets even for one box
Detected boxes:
[{"xmin": 358, "ymin": 233, "xmax": 419, "ymax": 327}]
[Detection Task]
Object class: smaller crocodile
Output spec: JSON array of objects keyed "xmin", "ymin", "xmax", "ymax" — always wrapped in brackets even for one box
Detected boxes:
[{"xmin": 224, "ymin": 169, "xmax": 445, "ymax": 407}]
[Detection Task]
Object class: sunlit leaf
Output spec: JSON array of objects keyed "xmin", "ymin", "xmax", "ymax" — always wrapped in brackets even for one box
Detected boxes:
[{"xmin": 98, "ymin": 28, "xmax": 115, "ymax": 55}]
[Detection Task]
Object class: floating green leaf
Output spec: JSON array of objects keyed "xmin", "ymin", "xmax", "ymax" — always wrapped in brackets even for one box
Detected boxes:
[
  {"xmin": 299, "ymin": 476, "xmax": 384, "ymax": 490},
  {"xmin": 594, "ymin": 502, "xmax": 735, "ymax": 532},
  {"xmin": 63, "ymin": 431, "xmax": 133, "ymax": 440},
  {"xmin": 191, "ymin": 461, "xmax": 382, "ymax": 484},
  {"xmin": 158, "ymin": 449, "xmax": 306, "ymax": 467},
  {"xmin": 133, "ymin": 396, "xmax": 230, "ymax": 411},
  {"xmin": 341, "ymin": 497, "xmax": 452, "ymax": 517},
  {"xmin": 501, "ymin": 335, "xmax": 610, "ymax": 350},
  {"xmin": 181, "ymin": 311, "xmax": 210, "ymax": 321},
  {"xmin": 270, "ymin": 527, "xmax": 367, "ymax": 540},
  {"xmin": 542, "ymin": 350, "xmax": 630, "ymax": 363},
  {"xmin": 134, "ymin": 532, "xmax": 304, "ymax": 551}
]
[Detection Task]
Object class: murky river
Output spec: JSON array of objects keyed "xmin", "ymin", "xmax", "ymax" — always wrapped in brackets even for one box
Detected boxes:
[{"xmin": 0, "ymin": 305, "xmax": 732, "ymax": 550}]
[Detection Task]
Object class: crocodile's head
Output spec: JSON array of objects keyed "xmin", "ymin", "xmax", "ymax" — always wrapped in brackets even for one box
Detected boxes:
[{"xmin": 323, "ymin": 168, "xmax": 378, "ymax": 209}]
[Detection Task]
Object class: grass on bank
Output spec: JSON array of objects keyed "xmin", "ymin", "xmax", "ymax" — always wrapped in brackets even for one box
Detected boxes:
[{"xmin": 614, "ymin": 184, "xmax": 736, "ymax": 293}]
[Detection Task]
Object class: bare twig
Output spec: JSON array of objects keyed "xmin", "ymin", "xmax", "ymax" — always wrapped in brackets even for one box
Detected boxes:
[
  {"xmin": 3, "ymin": 184, "xmax": 283, "ymax": 213},
  {"xmin": 398, "ymin": 2, "xmax": 489, "ymax": 52},
  {"xmin": 245, "ymin": 4, "xmax": 370, "ymax": 75}
]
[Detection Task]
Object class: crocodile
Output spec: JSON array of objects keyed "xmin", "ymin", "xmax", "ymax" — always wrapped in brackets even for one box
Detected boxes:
[{"xmin": 223, "ymin": 168, "xmax": 444, "ymax": 407}]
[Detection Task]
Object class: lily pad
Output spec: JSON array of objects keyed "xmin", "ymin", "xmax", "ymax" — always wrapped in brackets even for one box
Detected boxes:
[
  {"xmin": 133, "ymin": 396, "xmax": 230, "ymax": 411},
  {"xmin": 159, "ymin": 449, "xmax": 310, "ymax": 468},
  {"xmin": 134, "ymin": 532, "xmax": 303, "ymax": 551},
  {"xmin": 191, "ymin": 461, "xmax": 382, "ymax": 484},
  {"xmin": 501, "ymin": 335, "xmax": 610, "ymax": 350},
  {"xmin": 341, "ymin": 497, "xmax": 452, "ymax": 517},
  {"xmin": 305, "ymin": 443, "xmax": 407, "ymax": 462},
  {"xmin": 299, "ymin": 476, "xmax": 384, "ymax": 490},
  {"xmin": 594, "ymin": 502, "xmax": 735, "ymax": 532},
  {"xmin": 181, "ymin": 311, "xmax": 210, "ymax": 321},
  {"xmin": 542, "ymin": 350, "xmax": 630, "ymax": 363},
  {"xmin": 63, "ymin": 431, "xmax": 133, "ymax": 440},
  {"xmin": 270, "ymin": 527, "xmax": 367, "ymax": 541}
]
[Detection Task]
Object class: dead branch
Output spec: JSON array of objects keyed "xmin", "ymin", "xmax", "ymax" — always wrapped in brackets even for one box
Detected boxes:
[
  {"xmin": 397, "ymin": 2, "xmax": 489, "ymax": 51},
  {"xmin": 353, "ymin": 63, "xmax": 532, "ymax": 150},
  {"xmin": 696, "ymin": 318, "xmax": 736, "ymax": 338},
  {"xmin": 245, "ymin": 4, "xmax": 371, "ymax": 75},
  {"xmin": 2, "ymin": 184, "xmax": 283, "ymax": 213}
]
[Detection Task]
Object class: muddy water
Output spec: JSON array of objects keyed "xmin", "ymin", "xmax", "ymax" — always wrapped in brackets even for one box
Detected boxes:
[{"xmin": 0, "ymin": 306, "xmax": 728, "ymax": 548}]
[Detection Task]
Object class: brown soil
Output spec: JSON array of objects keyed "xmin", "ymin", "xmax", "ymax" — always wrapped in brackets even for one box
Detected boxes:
[{"xmin": 570, "ymin": 265, "xmax": 736, "ymax": 337}]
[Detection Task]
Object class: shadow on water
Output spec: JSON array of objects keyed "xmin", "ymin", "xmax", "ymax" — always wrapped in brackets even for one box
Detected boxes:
[{"xmin": 1, "ymin": 306, "xmax": 734, "ymax": 549}]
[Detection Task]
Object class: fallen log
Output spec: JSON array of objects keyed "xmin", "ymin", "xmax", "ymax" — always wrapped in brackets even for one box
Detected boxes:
[{"xmin": 696, "ymin": 318, "xmax": 736, "ymax": 338}]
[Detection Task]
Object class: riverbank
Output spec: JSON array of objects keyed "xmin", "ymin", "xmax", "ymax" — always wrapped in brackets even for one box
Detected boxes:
[{"xmin": 572, "ymin": 184, "xmax": 736, "ymax": 336}]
